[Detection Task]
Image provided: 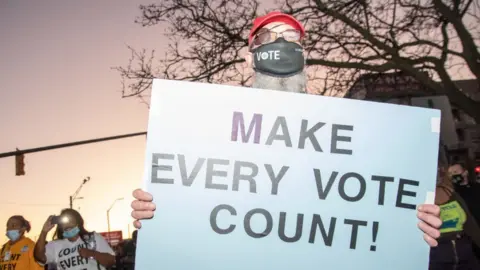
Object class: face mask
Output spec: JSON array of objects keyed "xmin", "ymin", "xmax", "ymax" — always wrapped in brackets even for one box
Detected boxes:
[
  {"xmin": 6, "ymin": 230, "xmax": 20, "ymax": 242},
  {"xmin": 451, "ymin": 174, "xmax": 464, "ymax": 184},
  {"xmin": 252, "ymin": 38, "xmax": 304, "ymax": 77},
  {"xmin": 62, "ymin": 226, "xmax": 80, "ymax": 239}
]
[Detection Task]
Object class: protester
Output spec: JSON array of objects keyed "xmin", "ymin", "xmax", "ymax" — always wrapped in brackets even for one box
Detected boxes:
[
  {"xmin": 34, "ymin": 208, "xmax": 115, "ymax": 270},
  {"xmin": 129, "ymin": 11, "xmax": 443, "ymax": 247},
  {"xmin": 245, "ymin": 11, "xmax": 307, "ymax": 93},
  {"xmin": 448, "ymin": 163, "xmax": 480, "ymax": 260},
  {"xmin": 0, "ymin": 215, "xmax": 43, "ymax": 269},
  {"xmin": 449, "ymin": 163, "xmax": 480, "ymax": 223},
  {"xmin": 429, "ymin": 168, "xmax": 480, "ymax": 269}
]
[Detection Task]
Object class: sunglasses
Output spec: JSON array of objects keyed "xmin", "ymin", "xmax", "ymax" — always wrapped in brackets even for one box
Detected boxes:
[{"xmin": 250, "ymin": 29, "xmax": 302, "ymax": 49}]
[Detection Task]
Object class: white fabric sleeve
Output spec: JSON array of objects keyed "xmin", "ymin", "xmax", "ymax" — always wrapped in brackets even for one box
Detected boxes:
[
  {"xmin": 45, "ymin": 241, "xmax": 57, "ymax": 264},
  {"xmin": 94, "ymin": 233, "xmax": 115, "ymax": 255}
]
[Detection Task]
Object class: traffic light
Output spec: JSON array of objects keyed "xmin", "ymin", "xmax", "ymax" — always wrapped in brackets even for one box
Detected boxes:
[
  {"xmin": 475, "ymin": 166, "xmax": 480, "ymax": 182},
  {"xmin": 15, "ymin": 153, "xmax": 25, "ymax": 176}
]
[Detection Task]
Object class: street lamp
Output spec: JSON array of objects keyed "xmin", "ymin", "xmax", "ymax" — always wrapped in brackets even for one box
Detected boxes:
[
  {"xmin": 70, "ymin": 177, "xmax": 90, "ymax": 209},
  {"xmin": 106, "ymin": 197, "xmax": 124, "ymax": 242}
]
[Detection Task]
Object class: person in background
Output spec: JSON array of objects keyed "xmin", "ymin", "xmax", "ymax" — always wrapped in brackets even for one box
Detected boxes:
[
  {"xmin": 449, "ymin": 163, "xmax": 480, "ymax": 223},
  {"xmin": 120, "ymin": 230, "xmax": 137, "ymax": 270},
  {"xmin": 1, "ymin": 215, "xmax": 43, "ymax": 270},
  {"xmin": 429, "ymin": 167, "xmax": 480, "ymax": 269},
  {"xmin": 34, "ymin": 208, "xmax": 115, "ymax": 270},
  {"xmin": 449, "ymin": 163, "xmax": 480, "ymax": 260}
]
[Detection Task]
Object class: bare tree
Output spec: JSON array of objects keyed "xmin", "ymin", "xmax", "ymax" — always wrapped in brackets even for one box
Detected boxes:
[{"xmin": 114, "ymin": 0, "xmax": 480, "ymax": 121}]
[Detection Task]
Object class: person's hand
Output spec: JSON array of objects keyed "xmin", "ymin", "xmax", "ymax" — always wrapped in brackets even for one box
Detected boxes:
[
  {"xmin": 417, "ymin": 204, "xmax": 442, "ymax": 247},
  {"xmin": 131, "ymin": 189, "xmax": 156, "ymax": 229},
  {"xmin": 42, "ymin": 216, "xmax": 55, "ymax": 233},
  {"xmin": 78, "ymin": 248, "xmax": 95, "ymax": 258}
]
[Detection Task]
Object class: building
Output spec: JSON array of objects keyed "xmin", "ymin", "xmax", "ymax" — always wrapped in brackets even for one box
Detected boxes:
[{"xmin": 344, "ymin": 72, "xmax": 480, "ymax": 175}]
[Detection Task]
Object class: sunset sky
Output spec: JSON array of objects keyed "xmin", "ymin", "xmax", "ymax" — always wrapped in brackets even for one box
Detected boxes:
[{"xmin": 0, "ymin": 0, "xmax": 168, "ymax": 243}]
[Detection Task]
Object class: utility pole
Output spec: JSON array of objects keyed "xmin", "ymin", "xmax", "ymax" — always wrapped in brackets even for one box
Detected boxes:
[
  {"xmin": 106, "ymin": 197, "xmax": 124, "ymax": 243},
  {"xmin": 70, "ymin": 177, "xmax": 90, "ymax": 209},
  {"xmin": 107, "ymin": 211, "xmax": 111, "ymax": 237}
]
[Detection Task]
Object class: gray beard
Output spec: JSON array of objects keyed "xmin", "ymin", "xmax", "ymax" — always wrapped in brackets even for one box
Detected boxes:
[{"xmin": 251, "ymin": 71, "xmax": 307, "ymax": 93}]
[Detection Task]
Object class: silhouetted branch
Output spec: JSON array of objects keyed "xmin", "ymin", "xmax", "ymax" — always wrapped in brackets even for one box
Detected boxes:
[{"xmin": 115, "ymin": 0, "xmax": 480, "ymax": 121}]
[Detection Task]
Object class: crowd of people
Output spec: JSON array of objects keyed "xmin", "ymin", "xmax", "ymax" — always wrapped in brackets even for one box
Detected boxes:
[
  {"xmin": 1, "ymin": 10, "xmax": 479, "ymax": 270},
  {"xmin": 0, "ymin": 209, "xmax": 137, "ymax": 270}
]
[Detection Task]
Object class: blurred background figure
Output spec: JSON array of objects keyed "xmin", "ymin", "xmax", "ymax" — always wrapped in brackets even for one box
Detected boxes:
[
  {"xmin": 120, "ymin": 230, "xmax": 137, "ymax": 270},
  {"xmin": 112, "ymin": 241, "xmax": 125, "ymax": 269},
  {"xmin": 109, "ymin": 230, "xmax": 136, "ymax": 270},
  {"xmin": 448, "ymin": 163, "xmax": 480, "ymax": 261},
  {"xmin": 429, "ymin": 168, "xmax": 480, "ymax": 270},
  {"xmin": 1, "ymin": 215, "xmax": 43, "ymax": 270},
  {"xmin": 448, "ymin": 163, "xmax": 480, "ymax": 223}
]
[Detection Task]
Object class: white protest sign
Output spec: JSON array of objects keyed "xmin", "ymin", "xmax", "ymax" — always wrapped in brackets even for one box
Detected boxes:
[{"xmin": 135, "ymin": 79, "xmax": 440, "ymax": 270}]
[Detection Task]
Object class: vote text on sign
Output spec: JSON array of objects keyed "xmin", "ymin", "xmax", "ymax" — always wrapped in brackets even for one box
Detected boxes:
[{"xmin": 135, "ymin": 79, "xmax": 440, "ymax": 270}]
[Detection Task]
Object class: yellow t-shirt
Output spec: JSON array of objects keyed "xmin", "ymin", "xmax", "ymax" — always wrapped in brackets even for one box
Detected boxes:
[{"xmin": 0, "ymin": 237, "xmax": 43, "ymax": 270}]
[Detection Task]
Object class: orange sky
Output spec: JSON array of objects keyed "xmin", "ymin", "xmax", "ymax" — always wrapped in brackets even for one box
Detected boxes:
[{"xmin": 0, "ymin": 0, "xmax": 167, "ymax": 244}]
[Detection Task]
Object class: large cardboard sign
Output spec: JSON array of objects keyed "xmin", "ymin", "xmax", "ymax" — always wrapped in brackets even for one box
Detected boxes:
[{"xmin": 136, "ymin": 79, "xmax": 440, "ymax": 270}]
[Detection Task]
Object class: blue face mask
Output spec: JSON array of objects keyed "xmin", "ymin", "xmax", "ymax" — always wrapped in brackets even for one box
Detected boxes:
[
  {"xmin": 62, "ymin": 226, "xmax": 80, "ymax": 239},
  {"xmin": 6, "ymin": 230, "xmax": 21, "ymax": 242}
]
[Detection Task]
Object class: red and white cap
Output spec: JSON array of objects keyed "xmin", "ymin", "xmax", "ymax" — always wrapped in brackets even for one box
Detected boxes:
[{"xmin": 248, "ymin": 11, "xmax": 305, "ymax": 45}]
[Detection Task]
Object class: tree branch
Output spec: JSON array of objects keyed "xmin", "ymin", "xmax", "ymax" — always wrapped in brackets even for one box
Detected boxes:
[
  {"xmin": 115, "ymin": 0, "xmax": 480, "ymax": 122},
  {"xmin": 433, "ymin": 0, "xmax": 480, "ymax": 81}
]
